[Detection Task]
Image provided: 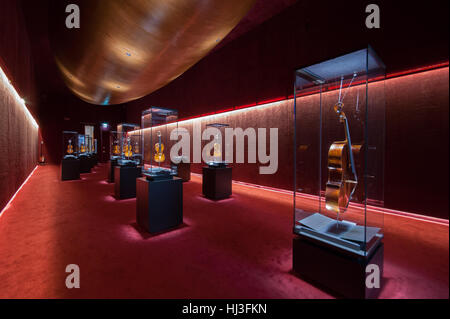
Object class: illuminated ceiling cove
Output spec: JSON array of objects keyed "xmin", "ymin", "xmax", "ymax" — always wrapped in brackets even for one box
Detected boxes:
[{"xmin": 49, "ymin": 0, "xmax": 256, "ymax": 105}]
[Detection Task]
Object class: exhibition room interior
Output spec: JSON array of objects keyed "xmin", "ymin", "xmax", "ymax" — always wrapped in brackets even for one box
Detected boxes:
[{"xmin": 0, "ymin": 0, "xmax": 448, "ymax": 300}]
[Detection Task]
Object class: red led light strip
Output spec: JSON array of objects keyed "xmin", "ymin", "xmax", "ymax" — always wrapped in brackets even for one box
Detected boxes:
[
  {"xmin": 0, "ymin": 165, "xmax": 39, "ymax": 219},
  {"xmin": 134, "ymin": 63, "xmax": 450, "ymax": 226},
  {"xmin": 190, "ymin": 173, "xmax": 449, "ymax": 226},
  {"xmin": 231, "ymin": 179, "xmax": 449, "ymax": 227},
  {"xmin": 170, "ymin": 62, "xmax": 449, "ymax": 123}
]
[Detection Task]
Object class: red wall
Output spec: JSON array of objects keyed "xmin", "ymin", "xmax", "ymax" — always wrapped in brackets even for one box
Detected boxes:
[
  {"xmin": 0, "ymin": 0, "xmax": 39, "ymax": 212},
  {"xmin": 37, "ymin": 93, "xmax": 126, "ymax": 164},
  {"xmin": 124, "ymin": 1, "xmax": 449, "ymax": 219},
  {"xmin": 385, "ymin": 68, "xmax": 449, "ymax": 218},
  {"xmin": 137, "ymin": 68, "xmax": 448, "ymax": 219}
]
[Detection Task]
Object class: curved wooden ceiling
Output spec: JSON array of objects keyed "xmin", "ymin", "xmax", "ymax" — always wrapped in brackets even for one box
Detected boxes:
[{"xmin": 48, "ymin": 0, "xmax": 256, "ymax": 105}]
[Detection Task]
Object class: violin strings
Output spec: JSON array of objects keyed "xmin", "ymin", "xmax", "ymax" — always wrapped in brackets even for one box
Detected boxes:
[{"xmin": 340, "ymin": 72, "xmax": 357, "ymax": 104}]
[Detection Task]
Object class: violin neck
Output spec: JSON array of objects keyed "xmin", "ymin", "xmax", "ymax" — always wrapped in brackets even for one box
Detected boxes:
[{"xmin": 342, "ymin": 115, "xmax": 358, "ymax": 180}]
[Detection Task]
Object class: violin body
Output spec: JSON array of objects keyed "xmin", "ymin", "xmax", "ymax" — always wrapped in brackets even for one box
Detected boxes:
[
  {"xmin": 80, "ymin": 143, "xmax": 86, "ymax": 153},
  {"xmin": 66, "ymin": 141, "xmax": 74, "ymax": 154},
  {"xmin": 213, "ymin": 142, "xmax": 221, "ymax": 158},
  {"xmin": 154, "ymin": 142, "xmax": 165, "ymax": 163},
  {"xmin": 325, "ymin": 141, "xmax": 361, "ymax": 214},
  {"xmin": 112, "ymin": 144, "xmax": 120, "ymax": 155},
  {"xmin": 123, "ymin": 144, "xmax": 133, "ymax": 157},
  {"xmin": 325, "ymin": 103, "xmax": 362, "ymax": 216}
]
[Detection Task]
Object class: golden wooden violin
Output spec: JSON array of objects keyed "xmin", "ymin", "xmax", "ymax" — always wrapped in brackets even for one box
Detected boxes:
[
  {"xmin": 66, "ymin": 139, "xmax": 74, "ymax": 154},
  {"xmin": 112, "ymin": 142, "xmax": 120, "ymax": 155},
  {"xmin": 123, "ymin": 138, "xmax": 133, "ymax": 158},
  {"xmin": 80, "ymin": 143, "xmax": 86, "ymax": 153},
  {"xmin": 154, "ymin": 131, "xmax": 165, "ymax": 163},
  {"xmin": 213, "ymin": 143, "xmax": 221, "ymax": 158},
  {"xmin": 212, "ymin": 133, "xmax": 222, "ymax": 159},
  {"xmin": 325, "ymin": 102, "xmax": 362, "ymax": 217}
]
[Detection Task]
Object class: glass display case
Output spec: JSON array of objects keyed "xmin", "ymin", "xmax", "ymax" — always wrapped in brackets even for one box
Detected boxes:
[
  {"xmin": 85, "ymin": 135, "xmax": 93, "ymax": 156},
  {"xmin": 120, "ymin": 131, "xmax": 142, "ymax": 166},
  {"xmin": 78, "ymin": 134, "xmax": 88, "ymax": 156},
  {"xmin": 294, "ymin": 46, "xmax": 385, "ymax": 257},
  {"xmin": 62, "ymin": 131, "xmax": 78, "ymax": 159},
  {"xmin": 110, "ymin": 131, "xmax": 121, "ymax": 160},
  {"xmin": 116, "ymin": 123, "xmax": 141, "ymax": 166},
  {"xmin": 117, "ymin": 123, "xmax": 140, "ymax": 135},
  {"xmin": 92, "ymin": 138, "xmax": 98, "ymax": 155},
  {"xmin": 204, "ymin": 123, "xmax": 229, "ymax": 168},
  {"xmin": 141, "ymin": 107, "xmax": 178, "ymax": 179}
]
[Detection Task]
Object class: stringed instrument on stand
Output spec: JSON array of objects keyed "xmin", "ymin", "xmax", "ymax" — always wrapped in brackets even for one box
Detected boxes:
[
  {"xmin": 213, "ymin": 134, "xmax": 221, "ymax": 159},
  {"xmin": 325, "ymin": 102, "xmax": 362, "ymax": 220},
  {"xmin": 112, "ymin": 141, "xmax": 120, "ymax": 155},
  {"xmin": 154, "ymin": 131, "xmax": 165, "ymax": 163},
  {"xmin": 123, "ymin": 138, "xmax": 133, "ymax": 158},
  {"xmin": 66, "ymin": 139, "xmax": 74, "ymax": 154}
]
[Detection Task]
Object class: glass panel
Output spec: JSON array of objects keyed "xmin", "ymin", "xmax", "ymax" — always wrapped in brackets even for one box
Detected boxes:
[
  {"xmin": 294, "ymin": 46, "xmax": 385, "ymax": 256},
  {"xmin": 110, "ymin": 131, "xmax": 121, "ymax": 160},
  {"xmin": 141, "ymin": 107, "xmax": 178, "ymax": 179},
  {"xmin": 62, "ymin": 131, "xmax": 78, "ymax": 159},
  {"xmin": 84, "ymin": 125, "xmax": 94, "ymax": 146},
  {"xmin": 85, "ymin": 136, "xmax": 92, "ymax": 155},
  {"xmin": 78, "ymin": 134, "xmax": 88, "ymax": 156},
  {"xmin": 93, "ymin": 139, "xmax": 98, "ymax": 154},
  {"xmin": 204, "ymin": 123, "xmax": 229, "ymax": 167},
  {"xmin": 116, "ymin": 123, "xmax": 140, "ymax": 166}
]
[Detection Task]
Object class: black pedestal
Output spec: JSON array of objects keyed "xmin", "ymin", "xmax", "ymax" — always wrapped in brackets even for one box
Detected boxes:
[
  {"xmin": 88, "ymin": 155, "xmax": 95, "ymax": 169},
  {"xmin": 202, "ymin": 166, "xmax": 232, "ymax": 200},
  {"xmin": 114, "ymin": 166, "xmax": 141, "ymax": 199},
  {"xmin": 61, "ymin": 158, "xmax": 80, "ymax": 181},
  {"xmin": 175, "ymin": 162, "xmax": 191, "ymax": 182},
  {"xmin": 292, "ymin": 235, "xmax": 384, "ymax": 299},
  {"xmin": 79, "ymin": 155, "xmax": 91, "ymax": 173},
  {"xmin": 107, "ymin": 159, "xmax": 118, "ymax": 183},
  {"xmin": 136, "ymin": 177, "xmax": 183, "ymax": 233}
]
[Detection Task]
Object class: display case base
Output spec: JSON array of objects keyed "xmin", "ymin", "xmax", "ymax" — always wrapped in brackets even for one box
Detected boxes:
[
  {"xmin": 61, "ymin": 158, "xmax": 80, "ymax": 181},
  {"xmin": 175, "ymin": 162, "xmax": 191, "ymax": 182},
  {"xmin": 107, "ymin": 159, "xmax": 118, "ymax": 183},
  {"xmin": 292, "ymin": 234, "xmax": 384, "ymax": 299},
  {"xmin": 114, "ymin": 166, "xmax": 141, "ymax": 199},
  {"xmin": 88, "ymin": 155, "xmax": 95, "ymax": 169},
  {"xmin": 79, "ymin": 156, "xmax": 91, "ymax": 173},
  {"xmin": 202, "ymin": 166, "xmax": 232, "ymax": 200},
  {"xmin": 136, "ymin": 176, "xmax": 183, "ymax": 233}
]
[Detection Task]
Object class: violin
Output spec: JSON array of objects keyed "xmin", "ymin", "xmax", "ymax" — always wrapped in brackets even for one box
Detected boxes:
[
  {"xmin": 66, "ymin": 139, "xmax": 74, "ymax": 154},
  {"xmin": 123, "ymin": 138, "xmax": 133, "ymax": 157},
  {"xmin": 213, "ymin": 134, "xmax": 221, "ymax": 158},
  {"xmin": 80, "ymin": 143, "xmax": 86, "ymax": 153},
  {"xmin": 325, "ymin": 102, "xmax": 362, "ymax": 217},
  {"xmin": 154, "ymin": 131, "xmax": 165, "ymax": 163},
  {"xmin": 213, "ymin": 143, "xmax": 221, "ymax": 158},
  {"xmin": 112, "ymin": 142, "xmax": 120, "ymax": 155}
]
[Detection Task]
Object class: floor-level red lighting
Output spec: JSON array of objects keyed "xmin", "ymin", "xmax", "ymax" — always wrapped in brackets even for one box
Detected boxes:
[{"xmin": 0, "ymin": 165, "xmax": 39, "ymax": 218}]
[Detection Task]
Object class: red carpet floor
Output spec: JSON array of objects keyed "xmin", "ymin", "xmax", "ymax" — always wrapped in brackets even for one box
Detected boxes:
[{"xmin": 0, "ymin": 164, "xmax": 448, "ymax": 298}]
